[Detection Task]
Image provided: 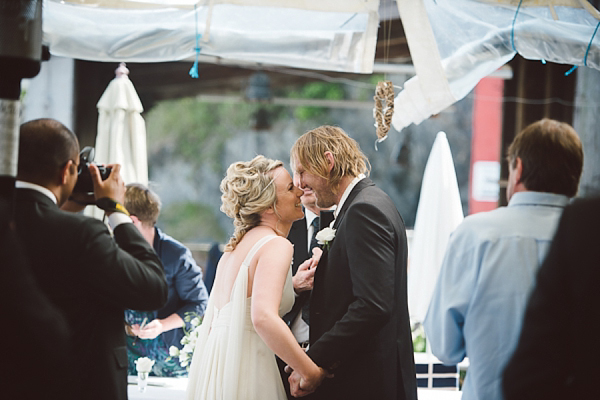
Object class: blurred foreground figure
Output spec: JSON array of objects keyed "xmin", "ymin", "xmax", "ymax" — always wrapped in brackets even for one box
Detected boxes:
[
  {"xmin": 503, "ymin": 196, "xmax": 600, "ymax": 400},
  {"xmin": 0, "ymin": 198, "xmax": 75, "ymax": 400}
]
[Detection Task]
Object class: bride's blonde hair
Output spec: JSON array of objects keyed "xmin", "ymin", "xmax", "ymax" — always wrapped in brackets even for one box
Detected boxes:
[{"xmin": 220, "ymin": 155, "xmax": 283, "ymax": 251}]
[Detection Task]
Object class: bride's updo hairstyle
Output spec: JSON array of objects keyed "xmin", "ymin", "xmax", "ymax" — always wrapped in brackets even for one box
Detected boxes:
[{"xmin": 220, "ymin": 155, "xmax": 283, "ymax": 251}]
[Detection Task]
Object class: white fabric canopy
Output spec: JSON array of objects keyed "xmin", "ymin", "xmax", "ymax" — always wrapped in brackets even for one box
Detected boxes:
[
  {"xmin": 408, "ymin": 132, "xmax": 464, "ymax": 324},
  {"xmin": 393, "ymin": 0, "xmax": 600, "ymax": 132},
  {"xmin": 43, "ymin": 0, "xmax": 380, "ymax": 73}
]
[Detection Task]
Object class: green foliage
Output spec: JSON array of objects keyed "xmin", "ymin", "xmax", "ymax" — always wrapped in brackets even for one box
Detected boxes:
[
  {"xmin": 288, "ymin": 82, "xmax": 345, "ymax": 121},
  {"xmin": 158, "ymin": 201, "xmax": 227, "ymax": 243},
  {"xmin": 412, "ymin": 323, "xmax": 427, "ymax": 353},
  {"xmin": 145, "ymin": 98, "xmax": 284, "ymax": 173}
]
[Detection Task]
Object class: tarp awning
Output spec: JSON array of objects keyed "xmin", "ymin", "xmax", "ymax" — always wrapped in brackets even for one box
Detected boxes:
[{"xmin": 43, "ymin": 0, "xmax": 380, "ymax": 73}]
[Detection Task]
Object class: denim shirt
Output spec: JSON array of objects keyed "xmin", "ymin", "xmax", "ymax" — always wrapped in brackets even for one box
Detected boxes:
[{"xmin": 424, "ymin": 192, "xmax": 569, "ymax": 400}]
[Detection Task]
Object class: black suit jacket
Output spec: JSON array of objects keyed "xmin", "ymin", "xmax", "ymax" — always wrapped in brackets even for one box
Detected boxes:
[
  {"xmin": 283, "ymin": 216, "xmax": 310, "ymax": 326},
  {"xmin": 0, "ymin": 198, "xmax": 75, "ymax": 400},
  {"xmin": 503, "ymin": 197, "xmax": 600, "ymax": 399},
  {"xmin": 14, "ymin": 188, "xmax": 167, "ymax": 400},
  {"xmin": 307, "ymin": 178, "xmax": 417, "ymax": 400}
]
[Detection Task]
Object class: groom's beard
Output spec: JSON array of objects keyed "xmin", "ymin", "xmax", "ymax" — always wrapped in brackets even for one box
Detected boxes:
[{"xmin": 315, "ymin": 186, "xmax": 337, "ymax": 209}]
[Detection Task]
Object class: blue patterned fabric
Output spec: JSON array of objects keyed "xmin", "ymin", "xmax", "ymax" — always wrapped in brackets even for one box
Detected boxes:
[{"xmin": 125, "ymin": 310, "xmax": 187, "ymax": 377}]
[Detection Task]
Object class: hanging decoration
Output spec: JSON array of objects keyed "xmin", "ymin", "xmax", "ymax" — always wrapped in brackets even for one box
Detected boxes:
[{"xmin": 373, "ymin": 80, "xmax": 395, "ymax": 147}]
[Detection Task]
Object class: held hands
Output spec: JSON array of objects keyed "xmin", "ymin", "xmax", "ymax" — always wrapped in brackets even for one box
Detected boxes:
[
  {"xmin": 288, "ymin": 366, "xmax": 331, "ymax": 398},
  {"xmin": 292, "ymin": 248, "xmax": 323, "ymax": 293},
  {"xmin": 89, "ymin": 163, "xmax": 125, "ymax": 205},
  {"xmin": 131, "ymin": 319, "xmax": 163, "ymax": 340}
]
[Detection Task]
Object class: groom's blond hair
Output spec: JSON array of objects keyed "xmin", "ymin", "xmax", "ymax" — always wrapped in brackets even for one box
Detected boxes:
[{"xmin": 291, "ymin": 126, "xmax": 370, "ymax": 191}]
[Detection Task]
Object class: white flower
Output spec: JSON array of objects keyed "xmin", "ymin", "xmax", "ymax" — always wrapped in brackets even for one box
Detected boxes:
[
  {"xmin": 179, "ymin": 352, "xmax": 189, "ymax": 363},
  {"xmin": 173, "ymin": 311, "xmax": 202, "ymax": 371},
  {"xmin": 169, "ymin": 346, "xmax": 180, "ymax": 357},
  {"xmin": 134, "ymin": 357, "xmax": 155, "ymax": 373},
  {"xmin": 315, "ymin": 227, "xmax": 336, "ymax": 249},
  {"xmin": 182, "ymin": 344, "xmax": 194, "ymax": 355}
]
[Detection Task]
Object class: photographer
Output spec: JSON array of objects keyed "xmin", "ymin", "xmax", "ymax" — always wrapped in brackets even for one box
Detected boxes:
[{"xmin": 13, "ymin": 118, "xmax": 168, "ymax": 400}]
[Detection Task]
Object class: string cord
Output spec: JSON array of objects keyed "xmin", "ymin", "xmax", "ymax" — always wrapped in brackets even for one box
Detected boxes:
[{"xmin": 189, "ymin": 4, "xmax": 202, "ymax": 79}]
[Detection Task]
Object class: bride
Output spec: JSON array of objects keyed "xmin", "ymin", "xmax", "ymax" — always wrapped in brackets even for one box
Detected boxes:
[{"xmin": 186, "ymin": 155, "xmax": 326, "ymax": 399}]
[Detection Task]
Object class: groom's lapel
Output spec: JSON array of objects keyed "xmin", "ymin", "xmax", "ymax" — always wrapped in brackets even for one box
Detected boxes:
[{"xmin": 332, "ymin": 177, "xmax": 374, "ymax": 231}]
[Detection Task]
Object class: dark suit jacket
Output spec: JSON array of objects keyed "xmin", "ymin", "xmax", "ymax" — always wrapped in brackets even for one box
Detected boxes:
[
  {"xmin": 0, "ymin": 198, "xmax": 75, "ymax": 400},
  {"xmin": 14, "ymin": 188, "xmax": 168, "ymax": 400},
  {"xmin": 283, "ymin": 216, "xmax": 310, "ymax": 326},
  {"xmin": 503, "ymin": 197, "xmax": 600, "ymax": 400},
  {"xmin": 307, "ymin": 178, "xmax": 417, "ymax": 400}
]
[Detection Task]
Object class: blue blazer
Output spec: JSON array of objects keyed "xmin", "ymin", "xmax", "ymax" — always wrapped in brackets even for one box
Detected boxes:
[{"xmin": 153, "ymin": 228, "xmax": 209, "ymax": 349}]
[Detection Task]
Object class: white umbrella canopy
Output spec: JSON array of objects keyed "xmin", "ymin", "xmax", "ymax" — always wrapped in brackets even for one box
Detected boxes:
[
  {"xmin": 86, "ymin": 64, "xmax": 148, "ymax": 219},
  {"xmin": 407, "ymin": 131, "xmax": 464, "ymax": 325},
  {"xmin": 95, "ymin": 63, "xmax": 148, "ymax": 186}
]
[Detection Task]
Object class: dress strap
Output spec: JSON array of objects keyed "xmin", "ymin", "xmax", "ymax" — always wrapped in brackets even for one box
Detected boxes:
[{"xmin": 242, "ymin": 235, "xmax": 277, "ymax": 267}]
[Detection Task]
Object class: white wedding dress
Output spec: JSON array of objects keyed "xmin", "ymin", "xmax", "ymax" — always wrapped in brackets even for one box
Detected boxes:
[{"xmin": 186, "ymin": 235, "xmax": 294, "ymax": 400}]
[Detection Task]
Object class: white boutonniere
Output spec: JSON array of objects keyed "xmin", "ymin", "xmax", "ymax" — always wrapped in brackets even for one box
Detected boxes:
[{"xmin": 315, "ymin": 227, "xmax": 336, "ymax": 250}]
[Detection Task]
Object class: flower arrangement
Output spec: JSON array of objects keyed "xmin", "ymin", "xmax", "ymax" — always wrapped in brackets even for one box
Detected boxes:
[
  {"xmin": 315, "ymin": 226, "xmax": 336, "ymax": 250},
  {"xmin": 167, "ymin": 312, "xmax": 202, "ymax": 370}
]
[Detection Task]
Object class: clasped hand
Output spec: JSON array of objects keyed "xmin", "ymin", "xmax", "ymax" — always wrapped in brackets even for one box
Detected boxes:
[
  {"xmin": 286, "ymin": 365, "xmax": 332, "ymax": 398},
  {"xmin": 292, "ymin": 248, "xmax": 323, "ymax": 293},
  {"xmin": 131, "ymin": 319, "xmax": 163, "ymax": 340}
]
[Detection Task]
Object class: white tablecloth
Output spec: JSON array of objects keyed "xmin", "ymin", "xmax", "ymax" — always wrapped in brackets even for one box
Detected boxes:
[{"xmin": 128, "ymin": 377, "xmax": 463, "ymax": 400}]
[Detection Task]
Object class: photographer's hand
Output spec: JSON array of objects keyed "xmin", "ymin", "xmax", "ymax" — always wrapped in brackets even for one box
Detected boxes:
[
  {"xmin": 61, "ymin": 192, "xmax": 95, "ymax": 213},
  {"xmin": 90, "ymin": 163, "xmax": 126, "ymax": 206}
]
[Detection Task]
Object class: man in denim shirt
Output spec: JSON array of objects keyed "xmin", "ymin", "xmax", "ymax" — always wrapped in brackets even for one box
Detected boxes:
[
  {"xmin": 425, "ymin": 119, "xmax": 583, "ymax": 400},
  {"xmin": 125, "ymin": 183, "xmax": 209, "ymax": 376}
]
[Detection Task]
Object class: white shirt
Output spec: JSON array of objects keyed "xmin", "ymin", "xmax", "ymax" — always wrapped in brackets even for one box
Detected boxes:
[
  {"xmin": 15, "ymin": 180, "xmax": 132, "ymax": 230},
  {"xmin": 334, "ymin": 173, "xmax": 366, "ymax": 220}
]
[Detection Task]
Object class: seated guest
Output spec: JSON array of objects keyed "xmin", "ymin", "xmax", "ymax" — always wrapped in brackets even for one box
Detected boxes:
[
  {"xmin": 124, "ymin": 183, "xmax": 209, "ymax": 376},
  {"xmin": 425, "ymin": 119, "xmax": 583, "ymax": 400},
  {"xmin": 503, "ymin": 196, "xmax": 600, "ymax": 400},
  {"xmin": 13, "ymin": 118, "xmax": 168, "ymax": 400}
]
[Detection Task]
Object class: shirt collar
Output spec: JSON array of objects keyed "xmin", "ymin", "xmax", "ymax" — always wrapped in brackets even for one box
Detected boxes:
[
  {"xmin": 334, "ymin": 173, "xmax": 366, "ymax": 219},
  {"xmin": 304, "ymin": 208, "xmax": 318, "ymax": 227},
  {"xmin": 16, "ymin": 181, "xmax": 58, "ymax": 204},
  {"xmin": 508, "ymin": 191, "xmax": 569, "ymax": 208}
]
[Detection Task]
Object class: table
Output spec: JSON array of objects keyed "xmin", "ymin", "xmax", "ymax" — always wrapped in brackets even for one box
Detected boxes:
[{"xmin": 128, "ymin": 377, "xmax": 463, "ymax": 400}]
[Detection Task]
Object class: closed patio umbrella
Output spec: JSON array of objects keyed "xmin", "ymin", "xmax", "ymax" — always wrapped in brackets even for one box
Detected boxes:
[
  {"xmin": 408, "ymin": 131, "xmax": 464, "ymax": 325},
  {"xmin": 86, "ymin": 63, "xmax": 148, "ymax": 219}
]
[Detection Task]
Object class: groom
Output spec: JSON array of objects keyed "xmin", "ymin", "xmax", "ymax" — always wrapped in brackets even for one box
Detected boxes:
[{"xmin": 288, "ymin": 126, "xmax": 417, "ymax": 399}]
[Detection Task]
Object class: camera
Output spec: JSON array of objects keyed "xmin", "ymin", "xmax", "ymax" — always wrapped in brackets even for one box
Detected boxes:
[{"xmin": 72, "ymin": 146, "xmax": 112, "ymax": 194}]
